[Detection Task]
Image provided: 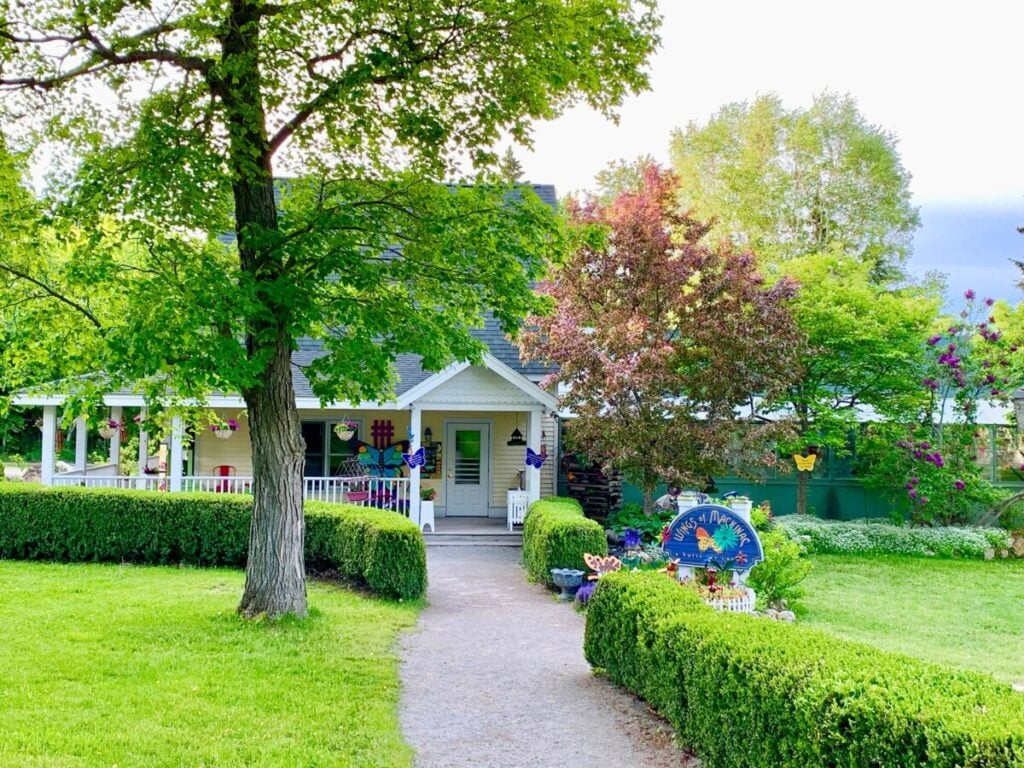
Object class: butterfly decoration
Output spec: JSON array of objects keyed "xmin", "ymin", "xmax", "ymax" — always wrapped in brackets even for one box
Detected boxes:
[
  {"xmin": 525, "ymin": 447, "xmax": 546, "ymax": 469},
  {"xmin": 402, "ymin": 446, "xmax": 426, "ymax": 469},
  {"xmin": 583, "ymin": 552, "xmax": 622, "ymax": 580},
  {"xmin": 695, "ymin": 526, "xmax": 722, "ymax": 554},
  {"xmin": 793, "ymin": 453, "xmax": 817, "ymax": 472},
  {"xmin": 355, "ymin": 440, "xmax": 409, "ymax": 478}
]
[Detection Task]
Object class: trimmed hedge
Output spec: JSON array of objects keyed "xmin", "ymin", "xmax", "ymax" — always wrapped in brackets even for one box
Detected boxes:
[
  {"xmin": 0, "ymin": 483, "xmax": 425, "ymax": 599},
  {"xmin": 585, "ymin": 570, "xmax": 1024, "ymax": 768},
  {"xmin": 522, "ymin": 496, "xmax": 606, "ymax": 585},
  {"xmin": 777, "ymin": 514, "xmax": 1014, "ymax": 558}
]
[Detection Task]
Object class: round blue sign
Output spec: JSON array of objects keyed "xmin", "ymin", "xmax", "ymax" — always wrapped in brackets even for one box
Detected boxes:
[{"xmin": 662, "ymin": 504, "xmax": 763, "ymax": 573}]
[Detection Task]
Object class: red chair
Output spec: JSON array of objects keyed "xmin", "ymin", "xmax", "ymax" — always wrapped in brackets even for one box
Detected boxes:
[{"xmin": 212, "ymin": 465, "xmax": 236, "ymax": 493}]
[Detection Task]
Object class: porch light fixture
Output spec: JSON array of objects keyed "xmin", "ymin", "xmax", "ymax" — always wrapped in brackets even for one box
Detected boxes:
[
  {"xmin": 507, "ymin": 415, "xmax": 527, "ymax": 447},
  {"xmin": 424, "ymin": 427, "xmax": 433, "ymax": 444}
]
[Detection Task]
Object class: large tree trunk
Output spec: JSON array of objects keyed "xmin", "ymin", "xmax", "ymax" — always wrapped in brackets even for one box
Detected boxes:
[
  {"xmin": 238, "ymin": 332, "xmax": 307, "ymax": 618},
  {"xmin": 221, "ymin": 0, "xmax": 308, "ymax": 618}
]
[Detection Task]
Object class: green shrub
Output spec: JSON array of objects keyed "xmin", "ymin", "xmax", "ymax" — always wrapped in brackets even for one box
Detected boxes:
[
  {"xmin": 605, "ymin": 501, "xmax": 675, "ymax": 544},
  {"xmin": 585, "ymin": 570, "xmax": 1024, "ymax": 768},
  {"xmin": 745, "ymin": 527, "xmax": 811, "ymax": 609},
  {"xmin": 522, "ymin": 496, "xmax": 606, "ymax": 585},
  {"xmin": 0, "ymin": 483, "xmax": 425, "ymax": 599},
  {"xmin": 776, "ymin": 514, "xmax": 1013, "ymax": 558}
]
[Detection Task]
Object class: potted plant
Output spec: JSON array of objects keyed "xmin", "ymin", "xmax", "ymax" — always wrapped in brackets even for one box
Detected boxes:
[
  {"xmin": 419, "ymin": 486, "xmax": 437, "ymax": 531},
  {"xmin": 333, "ymin": 419, "xmax": 358, "ymax": 441},
  {"xmin": 98, "ymin": 419, "xmax": 121, "ymax": 440},
  {"xmin": 210, "ymin": 418, "xmax": 240, "ymax": 440}
]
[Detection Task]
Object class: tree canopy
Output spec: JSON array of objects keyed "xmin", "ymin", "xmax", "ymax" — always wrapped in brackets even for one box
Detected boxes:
[
  {"xmin": 519, "ymin": 164, "xmax": 801, "ymax": 511},
  {"xmin": 669, "ymin": 92, "xmax": 919, "ymax": 280},
  {"xmin": 0, "ymin": 0, "xmax": 662, "ymax": 617}
]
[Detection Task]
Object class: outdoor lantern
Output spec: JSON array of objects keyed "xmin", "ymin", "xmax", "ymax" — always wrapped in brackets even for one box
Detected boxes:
[
  {"xmin": 1012, "ymin": 388, "xmax": 1024, "ymax": 433},
  {"xmin": 507, "ymin": 427, "xmax": 526, "ymax": 447},
  {"xmin": 423, "ymin": 427, "xmax": 433, "ymax": 445}
]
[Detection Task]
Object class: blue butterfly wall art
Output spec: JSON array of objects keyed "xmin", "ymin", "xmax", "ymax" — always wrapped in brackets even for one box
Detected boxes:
[
  {"xmin": 402, "ymin": 447, "xmax": 426, "ymax": 469},
  {"xmin": 354, "ymin": 440, "xmax": 410, "ymax": 478},
  {"xmin": 525, "ymin": 447, "xmax": 546, "ymax": 469}
]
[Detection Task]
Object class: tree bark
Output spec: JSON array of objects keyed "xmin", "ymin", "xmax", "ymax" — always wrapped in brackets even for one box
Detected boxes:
[
  {"xmin": 643, "ymin": 488, "xmax": 655, "ymax": 517},
  {"xmin": 238, "ymin": 332, "xmax": 307, "ymax": 618}
]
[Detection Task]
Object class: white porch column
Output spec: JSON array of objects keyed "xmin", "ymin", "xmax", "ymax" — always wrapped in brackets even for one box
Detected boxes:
[
  {"xmin": 526, "ymin": 407, "xmax": 543, "ymax": 505},
  {"xmin": 409, "ymin": 405, "xmax": 422, "ymax": 525},
  {"xmin": 75, "ymin": 416, "xmax": 88, "ymax": 472},
  {"xmin": 169, "ymin": 415, "xmax": 184, "ymax": 492},
  {"xmin": 108, "ymin": 405, "xmax": 123, "ymax": 471},
  {"xmin": 40, "ymin": 405, "xmax": 57, "ymax": 486},
  {"xmin": 136, "ymin": 408, "xmax": 149, "ymax": 489}
]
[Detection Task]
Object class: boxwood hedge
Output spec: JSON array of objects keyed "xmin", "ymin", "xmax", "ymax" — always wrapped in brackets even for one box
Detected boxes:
[
  {"xmin": 522, "ymin": 496, "xmax": 607, "ymax": 585},
  {"xmin": 0, "ymin": 483, "xmax": 425, "ymax": 599},
  {"xmin": 585, "ymin": 570, "xmax": 1024, "ymax": 768}
]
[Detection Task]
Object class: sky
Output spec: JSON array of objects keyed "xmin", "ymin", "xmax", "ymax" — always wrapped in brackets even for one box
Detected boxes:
[{"xmin": 519, "ymin": 0, "xmax": 1024, "ymax": 303}]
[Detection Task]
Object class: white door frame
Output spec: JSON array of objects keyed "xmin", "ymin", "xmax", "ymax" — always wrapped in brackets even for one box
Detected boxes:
[{"xmin": 443, "ymin": 419, "xmax": 492, "ymax": 517}]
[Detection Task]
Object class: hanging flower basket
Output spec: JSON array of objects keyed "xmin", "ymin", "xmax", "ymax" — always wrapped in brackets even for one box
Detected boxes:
[
  {"xmin": 210, "ymin": 419, "xmax": 240, "ymax": 440},
  {"xmin": 98, "ymin": 420, "xmax": 121, "ymax": 440},
  {"xmin": 333, "ymin": 420, "xmax": 358, "ymax": 441}
]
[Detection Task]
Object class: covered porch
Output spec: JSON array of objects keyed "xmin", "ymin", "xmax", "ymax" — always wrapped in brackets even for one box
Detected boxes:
[{"xmin": 18, "ymin": 352, "xmax": 559, "ymax": 527}]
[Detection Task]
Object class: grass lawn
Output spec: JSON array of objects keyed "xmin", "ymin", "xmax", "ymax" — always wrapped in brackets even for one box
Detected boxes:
[
  {"xmin": 800, "ymin": 554, "xmax": 1024, "ymax": 685},
  {"xmin": 0, "ymin": 561, "xmax": 419, "ymax": 767}
]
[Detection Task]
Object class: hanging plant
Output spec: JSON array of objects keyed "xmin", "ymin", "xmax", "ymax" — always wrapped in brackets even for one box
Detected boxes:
[
  {"xmin": 98, "ymin": 419, "xmax": 122, "ymax": 440},
  {"xmin": 333, "ymin": 419, "xmax": 358, "ymax": 441},
  {"xmin": 210, "ymin": 419, "xmax": 240, "ymax": 440}
]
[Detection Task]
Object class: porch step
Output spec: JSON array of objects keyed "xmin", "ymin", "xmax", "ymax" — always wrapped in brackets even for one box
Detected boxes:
[{"xmin": 423, "ymin": 532, "xmax": 522, "ymax": 547}]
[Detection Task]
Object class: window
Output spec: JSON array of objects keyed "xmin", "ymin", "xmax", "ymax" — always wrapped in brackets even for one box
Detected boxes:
[{"xmin": 301, "ymin": 420, "xmax": 363, "ymax": 477}]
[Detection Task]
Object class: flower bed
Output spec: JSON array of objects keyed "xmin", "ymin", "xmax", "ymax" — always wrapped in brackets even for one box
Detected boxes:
[
  {"xmin": 776, "ymin": 514, "xmax": 1013, "ymax": 558},
  {"xmin": 585, "ymin": 570, "xmax": 1024, "ymax": 768}
]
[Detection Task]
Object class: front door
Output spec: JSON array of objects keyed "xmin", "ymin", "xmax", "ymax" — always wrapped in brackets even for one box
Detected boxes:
[{"xmin": 445, "ymin": 422, "xmax": 490, "ymax": 516}]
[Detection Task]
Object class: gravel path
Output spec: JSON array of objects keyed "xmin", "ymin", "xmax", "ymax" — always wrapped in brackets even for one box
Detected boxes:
[{"xmin": 399, "ymin": 546, "xmax": 698, "ymax": 768}]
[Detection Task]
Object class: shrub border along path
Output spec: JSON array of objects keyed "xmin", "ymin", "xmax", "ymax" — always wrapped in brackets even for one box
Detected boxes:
[
  {"xmin": 400, "ymin": 545, "xmax": 695, "ymax": 768},
  {"xmin": 0, "ymin": 483, "xmax": 426, "ymax": 599},
  {"xmin": 586, "ymin": 570, "xmax": 1024, "ymax": 768}
]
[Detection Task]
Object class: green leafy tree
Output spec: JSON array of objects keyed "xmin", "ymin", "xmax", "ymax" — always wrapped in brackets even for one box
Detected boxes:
[
  {"xmin": 754, "ymin": 253, "xmax": 941, "ymax": 514},
  {"xmin": 0, "ymin": 0, "xmax": 661, "ymax": 618},
  {"xmin": 670, "ymin": 92, "xmax": 919, "ymax": 281}
]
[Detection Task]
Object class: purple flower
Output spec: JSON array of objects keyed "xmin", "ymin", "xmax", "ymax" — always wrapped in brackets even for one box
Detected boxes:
[
  {"xmin": 983, "ymin": 359, "xmax": 992, "ymax": 368},
  {"xmin": 575, "ymin": 581, "xmax": 596, "ymax": 605},
  {"xmin": 909, "ymin": 476, "xmax": 919, "ymax": 485},
  {"xmin": 908, "ymin": 488, "xmax": 918, "ymax": 499},
  {"xmin": 985, "ymin": 373, "xmax": 996, "ymax": 384},
  {"xmin": 922, "ymin": 378, "xmax": 938, "ymax": 391},
  {"xmin": 965, "ymin": 289, "xmax": 976, "ymax": 300},
  {"xmin": 947, "ymin": 343, "xmax": 957, "ymax": 352},
  {"xmin": 920, "ymin": 442, "xmax": 931, "ymax": 450},
  {"xmin": 920, "ymin": 496, "xmax": 930, "ymax": 505},
  {"xmin": 985, "ymin": 298, "xmax": 995, "ymax": 306},
  {"xmin": 622, "ymin": 528, "xmax": 643, "ymax": 548},
  {"xmin": 954, "ymin": 479, "xmax": 966, "ymax": 491},
  {"xmin": 926, "ymin": 335, "xmax": 942, "ymax": 346}
]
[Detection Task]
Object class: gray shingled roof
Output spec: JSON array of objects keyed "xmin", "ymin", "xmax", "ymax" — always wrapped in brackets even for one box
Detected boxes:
[{"xmin": 293, "ymin": 312, "xmax": 551, "ymax": 399}]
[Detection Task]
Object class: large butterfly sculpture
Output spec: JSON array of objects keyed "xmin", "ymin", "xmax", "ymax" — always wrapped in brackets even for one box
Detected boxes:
[
  {"xmin": 583, "ymin": 552, "xmax": 622, "ymax": 580},
  {"xmin": 525, "ymin": 447, "xmax": 546, "ymax": 469},
  {"xmin": 793, "ymin": 453, "xmax": 817, "ymax": 472},
  {"xmin": 402, "ymin": 447, "xmax": 426, "ymax": 469},
  {"xmin": 355, "ymin": 440, "xmax": 409, "ymax": 478}
]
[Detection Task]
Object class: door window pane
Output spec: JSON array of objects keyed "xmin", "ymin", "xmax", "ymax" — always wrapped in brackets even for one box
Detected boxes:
[{"xmin": 454, "ymin": 430, "xmax": 481, "ymax": 485}]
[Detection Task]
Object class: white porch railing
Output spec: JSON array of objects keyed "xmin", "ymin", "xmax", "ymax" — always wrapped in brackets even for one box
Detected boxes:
[
  {"xmin": 304, "ymin": 476, "xmax": 411, "ymax": 515},
  {"xmin": 49, "ymin": 472, "xmax": 410, "ymax": 514}
]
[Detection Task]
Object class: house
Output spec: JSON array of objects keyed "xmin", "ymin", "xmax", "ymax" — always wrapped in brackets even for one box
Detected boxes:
[{"xmin": 13, "ymin": 186, "xmax": 562, "ymax": 529}]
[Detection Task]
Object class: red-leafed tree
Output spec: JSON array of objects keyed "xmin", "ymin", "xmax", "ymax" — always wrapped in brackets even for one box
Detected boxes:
[{"xmin": 520, "ymin": 165, "xmax": 801, "ymax": 513}]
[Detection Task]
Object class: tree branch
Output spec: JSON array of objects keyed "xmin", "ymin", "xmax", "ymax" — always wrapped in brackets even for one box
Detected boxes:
[{"xmin": 0, "ymin": 263, "xmax": 103, "ymax": 328}]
